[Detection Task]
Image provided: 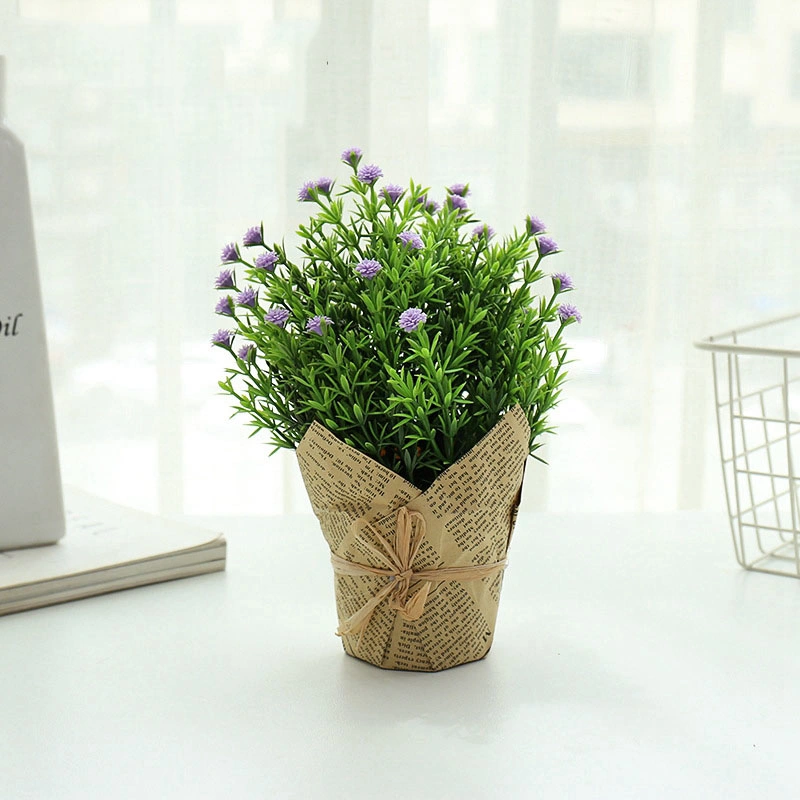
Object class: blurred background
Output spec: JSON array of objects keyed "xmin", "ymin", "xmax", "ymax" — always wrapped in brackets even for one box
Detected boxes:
[{"xmin": 1, "ymin": 0, "xmax": 798, "ymax": 516}]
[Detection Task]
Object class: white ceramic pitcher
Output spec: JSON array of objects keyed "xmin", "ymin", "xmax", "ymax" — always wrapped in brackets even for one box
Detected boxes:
[{"xmin": 0, "ymin": 55, "xmax": 65, "ymax": 549}]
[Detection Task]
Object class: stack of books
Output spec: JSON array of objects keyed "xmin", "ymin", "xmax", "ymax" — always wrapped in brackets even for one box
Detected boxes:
[{"xmin": 0, "ymin": 488, "xmax": 226, "ymax": 616}]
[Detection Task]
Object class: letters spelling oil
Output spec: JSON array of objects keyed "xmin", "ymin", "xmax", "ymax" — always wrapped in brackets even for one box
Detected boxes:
[{"xmin": 1, "ymin": 314, "xmax": 23, "ymax": 336}]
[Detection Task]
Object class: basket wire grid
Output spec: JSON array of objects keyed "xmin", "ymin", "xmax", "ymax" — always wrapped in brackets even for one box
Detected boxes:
[{"xmin": 696, "ymin": 312, "xmax": 800, "ymax": 578}]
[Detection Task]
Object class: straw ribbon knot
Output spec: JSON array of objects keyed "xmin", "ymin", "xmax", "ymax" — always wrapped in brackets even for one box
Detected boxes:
[{"xmin": 330, "ymin": 506, "xmax": 508, "ymax": 647}]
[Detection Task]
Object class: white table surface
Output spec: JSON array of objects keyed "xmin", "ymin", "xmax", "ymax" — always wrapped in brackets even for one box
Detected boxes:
[{"xmin": 3, "ymin": 509, "xmax": 800, "ymax": 799}]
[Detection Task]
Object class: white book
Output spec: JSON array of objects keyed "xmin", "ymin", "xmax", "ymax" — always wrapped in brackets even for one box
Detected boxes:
[{"xmin": 0, "ymin": 487, "xmax": 226, "ymax": 616}]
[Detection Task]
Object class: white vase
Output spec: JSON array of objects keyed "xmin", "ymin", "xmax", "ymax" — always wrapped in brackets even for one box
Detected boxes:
[{"xmin": 0, "ymin": 55, "xmax": 65, "ymax": 550}]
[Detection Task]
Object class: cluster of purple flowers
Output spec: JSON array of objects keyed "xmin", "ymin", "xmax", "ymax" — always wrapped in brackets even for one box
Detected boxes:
[
  {"xmin": 215, "ymin": 288, "xmax": 258, "ymax": 316},
  {"xmin": 552, "ymin": 272, "xmax": 579, "ymax": 323},
  {"xmin": 213, "ymin": 300, "xmax": 433, "ymax": 348},
  {"xmin": 295, "ymin": 151, "xmax": 565, "ymax": 268},
  {"xmin": 521, "ymin": 217, "xmax": 576, "ymax": 321},
  {"xmin": 415, "ymin": 194, "xmax": 441, "ymax": 213},
  {"xmin": 222, "ymin": 228, "xmax": 280, "ymax": 273},
  {"xmin": 299, "ymin": 177, "xmax": 335, "ymax": 202},
  {"xmin": 209, "ymin": 332, "xmax": 257, "ymax": 360},
  {"xmin": 213, "ymin": 150, "xmax": 581, "ymax": 353}
]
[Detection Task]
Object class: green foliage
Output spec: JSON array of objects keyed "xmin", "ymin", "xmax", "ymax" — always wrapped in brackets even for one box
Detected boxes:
[{"xmin": 214, "ymin": 161, "xmax": 578, "ymax": 489}]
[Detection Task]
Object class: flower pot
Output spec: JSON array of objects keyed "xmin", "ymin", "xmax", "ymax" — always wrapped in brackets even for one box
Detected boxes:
[{"xmin": 296, "ymin": 405, "xmax": 529, "ymax": 672}]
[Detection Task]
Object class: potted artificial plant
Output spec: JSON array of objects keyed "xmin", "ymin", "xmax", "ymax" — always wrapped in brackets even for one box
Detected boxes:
[{"xmin": 213, "ymin": 148, "xmax": 580, "ymax": 671}]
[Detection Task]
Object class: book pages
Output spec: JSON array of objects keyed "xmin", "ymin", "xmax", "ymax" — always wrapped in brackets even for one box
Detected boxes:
[{"xmin": 296, "ymin": 405, "xmax": 529, "ymax": 672}]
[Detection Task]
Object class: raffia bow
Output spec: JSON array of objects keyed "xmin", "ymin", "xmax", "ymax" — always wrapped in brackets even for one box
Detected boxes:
[{"xmin": 331, "ymin": 506, "xmax": 508, "ymax": 648}]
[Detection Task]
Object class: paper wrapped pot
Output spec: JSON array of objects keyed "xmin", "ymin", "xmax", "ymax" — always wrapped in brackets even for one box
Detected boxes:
[{"xmin": 296, "ymin": 404, "xmax": 530, "ymax": 672}]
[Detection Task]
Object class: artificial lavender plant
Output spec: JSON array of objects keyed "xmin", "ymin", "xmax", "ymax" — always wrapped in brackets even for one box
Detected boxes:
[{"xmin": 213, "ymin": 148, "xmax": 580, "ymax": 489}]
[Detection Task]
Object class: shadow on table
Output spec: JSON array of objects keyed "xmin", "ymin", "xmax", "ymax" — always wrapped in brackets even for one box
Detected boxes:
[{"xmin": 328, "ymin": 633, "xmax": 647, "ymax": 745}]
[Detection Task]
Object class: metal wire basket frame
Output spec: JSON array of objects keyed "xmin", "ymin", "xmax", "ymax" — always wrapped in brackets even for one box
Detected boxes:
[{"xmin": 695, "ymin": 311, "xmax": 800, "ymax": 578}]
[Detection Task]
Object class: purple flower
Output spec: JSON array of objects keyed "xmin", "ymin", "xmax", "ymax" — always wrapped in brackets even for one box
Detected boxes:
[
  {"xmin": 237, "ymin": 344, "xmax": 255, "ymax": 360},
  {"xmin": 265, "ymin": 308, "xmax": 291, "ymax": 328},
  {"xmin": 447, "ymin": 195, "xmax": 468, "ymax": 213},
  {"xmin": 341, "ymin": 147, "xmax": 363, "ymax": 167},
  {"xmin": 552, "ymin": 272, "xmax": 574, "ymax": 291},
  {"xmin": 242, "ymin": 226, "xmax": 263, "ymax": 247},
  {"xmin": 526, "ymin": 215, "xmax": 547, "ymax": 235},
  {"xmin": 558, "ymin": 303, "xmax": 582, "ymax": 324},
  {"xmin": 381, "ymin": 184, "xmax": 405, "ymax": 204},
  {"xmin": 414, "ymin": 194, "xmax": 440, "ymax": 213},
  {"xmin": 211, "ymin": 329, "xmax": 234, "ymax": 348},
  {"xmin": 220, "ymin": 242, "xmax": 239, "ymax": 263},
  {"xmin": 298, "ymin": 180, "xmax": 316, "ymax": 202},
  {"xmin": 357, "ymin": 164, "xmax": 383, "ymax": 185},
  {"xmin": 472, "ymin": 223, "xmax": 495, "ymax": 240},
  {"xmin": 315, "ymin": 177, "xmax": 334, "ymax": 196},
  {"xmin": 298, "ymin": 177, "xmax": 334, "ymax": 201},
  {"xmin": 398, "ymin": 307, "xmax": 427, "ymax": 333},
  {"xmin": 448, "ymin": 182, "xmax": 470, "ymax": 197},
  {"xmin": 306, "ymin": 315, "xmax": 333, "ymax": 335},
  {"xmin": 215, "ymin": 268, "xmax": 235, "ymax": 289},
  {"xmin": 215, "ymin": 296, "xmax": 234, "ymax": 316},
  {"xmin": 355, "ymin": 259, "xmax": 383, "ymax": 279},
  {"xmin": 537, "ymin": 236, "xmax": 559, "ymax": 256},
  {"xmin": 398, "ymin": 231, "xmax": 424, "ymax": 250},
  {"xmin": 236, "ymin": 287, "xmax": 257, "ymax": 308},
  {"xmin": 255, "ymin": 250, "xmax": 279, "ymax": 272}
]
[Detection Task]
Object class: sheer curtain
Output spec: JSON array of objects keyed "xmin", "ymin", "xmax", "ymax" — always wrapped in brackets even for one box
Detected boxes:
[{"xmin": 2, "ymin": 0, "xmax": 797, "ymax": 515}]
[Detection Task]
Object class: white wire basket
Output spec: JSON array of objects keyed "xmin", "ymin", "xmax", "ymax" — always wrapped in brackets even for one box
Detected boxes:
[{"xmin": 696, "ymin": 312, "xmax": 800, "ymax": 578}]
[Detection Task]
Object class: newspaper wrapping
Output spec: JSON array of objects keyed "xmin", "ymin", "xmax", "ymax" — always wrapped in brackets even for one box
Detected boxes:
[{"xmin": 296, "ymin": 404, "xmax": 530, "ymax": 671}]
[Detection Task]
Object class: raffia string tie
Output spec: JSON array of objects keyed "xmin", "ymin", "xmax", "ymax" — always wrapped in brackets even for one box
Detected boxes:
[{"xmin": 330, "ymin": 506, "xmax": 507, "ymax": 645}]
